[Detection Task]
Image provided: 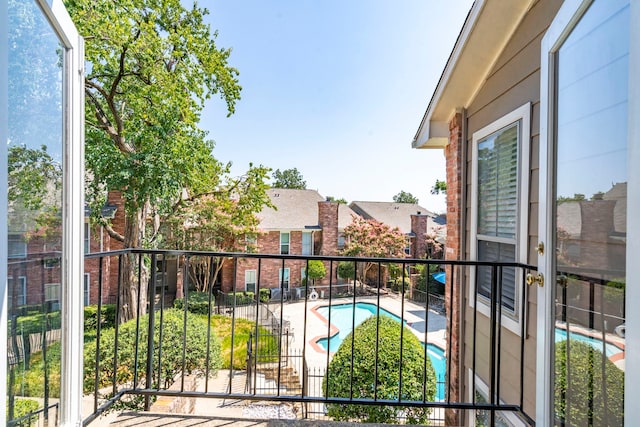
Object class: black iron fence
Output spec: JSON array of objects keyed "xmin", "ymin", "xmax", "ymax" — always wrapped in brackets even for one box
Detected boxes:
[{"xmin": 78, "ymin": 248, "xmax": 537, "ymax": 426}]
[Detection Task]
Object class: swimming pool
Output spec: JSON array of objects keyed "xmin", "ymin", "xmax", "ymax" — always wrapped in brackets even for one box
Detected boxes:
[
  {"xmin": 554, "ymin": 328, "xmax": 624, "ymax": 358},
  {"xmin": 315, "ymin": 302, "xmax": 405, "ymax": 352},
  {"xmin": 315, "ymin": 302, "xmax": 447, "ymax": 400}
]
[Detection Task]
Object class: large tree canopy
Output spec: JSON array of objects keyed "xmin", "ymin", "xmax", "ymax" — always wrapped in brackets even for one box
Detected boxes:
[
  {"xmin": 271, "ymin": 168, "xmax": 306, "ymax": 189},
  {"xmin": 65, "ymin": 0, "xmax": 270, "ymax": 320},
  {"xmin": 393, "ymin": 190, "xmax": 419, "ymax": 204}
]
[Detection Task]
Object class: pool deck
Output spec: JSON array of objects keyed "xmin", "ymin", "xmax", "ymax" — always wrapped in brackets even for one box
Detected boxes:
[{"xmin": 273, "ymin": 294, "xmax": 448, "ymax": 371}]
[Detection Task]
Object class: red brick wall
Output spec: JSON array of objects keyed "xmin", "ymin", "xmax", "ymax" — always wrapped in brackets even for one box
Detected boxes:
[
  {"xmin": 318, "ymin": 201, "xmax": 339, "ymax": 256},
  {"xmin": 410, "ymin": 213, "xmax": 428, "ymax": 259},
  {"xmin": 445, "ymin": 112, "xmax": 463, "ymax": 425}
]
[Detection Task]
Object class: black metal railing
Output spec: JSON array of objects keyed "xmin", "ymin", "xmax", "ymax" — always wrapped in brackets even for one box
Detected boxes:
[{"xmin": 80, "ymin": 248, "xmax": 537, "ymax": 426}]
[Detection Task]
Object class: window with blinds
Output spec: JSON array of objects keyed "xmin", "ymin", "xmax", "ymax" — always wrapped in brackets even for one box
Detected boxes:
[{"xmin": 476, "ymin": 122, "xmax": 519, "ymax": 312}]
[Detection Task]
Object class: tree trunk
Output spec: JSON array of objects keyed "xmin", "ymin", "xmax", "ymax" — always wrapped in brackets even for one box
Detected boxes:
[{"xmin": 119, "ymin": 206, "xmax": 149, "ymax": 322}]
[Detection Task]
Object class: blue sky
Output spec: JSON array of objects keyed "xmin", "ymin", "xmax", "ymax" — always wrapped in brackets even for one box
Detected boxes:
[{"xmin": 201, "ymin": 1, "xmax": 473, "ymax": 213}]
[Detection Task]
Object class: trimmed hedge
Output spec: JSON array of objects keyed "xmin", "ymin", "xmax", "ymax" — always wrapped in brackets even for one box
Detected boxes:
[
  {"xmin": 83, "ymin": 309, "xmax": 221, "ymax": 394},
  {"xmin": 554, "ymin": 339, "xmax": 624, "ymax": 426},
  {"xmin": 324, "ymin": 315, "xmax": 436, "ymax": 424},
  {"xmin": 9, "ymin": 398, "xmax": 40, "ymax": 425},
  {"xmin": 84, "ymin": 304, "xmax": 117, "ymax": 330},
  {"xmin": 259, "ymin": 288, "xmax": 271, "ymax": 303},
  {"xmin": 173, "ymin": 292, "xmax": 214, "ymax": 315}
]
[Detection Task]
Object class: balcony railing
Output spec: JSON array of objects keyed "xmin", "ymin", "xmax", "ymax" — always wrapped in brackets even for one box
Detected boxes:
[{"xmin": 75, "ymin": 249, "xmax": 537, "ymax": 426}]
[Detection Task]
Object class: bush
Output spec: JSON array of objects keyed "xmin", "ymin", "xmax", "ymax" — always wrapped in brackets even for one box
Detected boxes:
[
  {"xmin": 9, "ymin": 398, "xmax": 40, "ymax": 425},
  {"xmin": 9, "ymin": 341, "xmax": 61, "ymax": 398},
  {"xmin": 209, "ymin": 315, "xmax": 278, "ymax": 369},
  {"xmin": 259, "ymin": 288, "xmax": 271, "ymax": 303},
  {"xmin": 84, "ymin": 304, "xmax": 117, "ymax": 330},
  {"xmin": 324, "ymin": 316, "xmax": 436, "ymax": 424},
  {"xmin": 173, "ymin": 292, "xmax": 214, "ymax": 315},
  {"xmin": 554, "ymin": 339, "xmax": 624, "ymax": 426},
  {"xmin": 391, "ymin": 277, "xmax": 410, "ymax": 293},
  {"xmin": 83, "ymin": 309, "xmax": 221, "ymax": 396},
  {"xmin": 221, "ymin": 292, "xmax": 255, "ymax": 306}
]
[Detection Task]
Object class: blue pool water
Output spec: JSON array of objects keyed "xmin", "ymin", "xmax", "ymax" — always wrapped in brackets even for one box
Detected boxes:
[
  {"xmin": 315, "ymin": 302, "xmax": 447, "ymax": 400},
  {"xmin": 315, "ymin": 302, "xmax": 405, "ymax": 352},
  {"xmin": 554, "ymin": 328, "xmax": 623, "ymax": 357}
]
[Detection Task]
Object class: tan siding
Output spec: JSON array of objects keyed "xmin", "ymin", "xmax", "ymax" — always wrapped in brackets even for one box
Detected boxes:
[{"xmin": 460, "ymin": 0, "xmax": 563, "ymax": 417}]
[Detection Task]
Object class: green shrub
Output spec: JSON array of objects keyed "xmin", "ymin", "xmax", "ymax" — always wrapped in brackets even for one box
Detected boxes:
[
  {"xmin": 259, "ymin": 288, "xmax": 271, "ymax": 303},
  {"xmin": 220, "ymin": 292, "xmax": 255, "ymax": 306},
  {"xmin": 210, "ymin": 315, "xmax": 278, "ymax": 369},
  {"xmin": 84, "ymin": 304, "xmax": 117, "ymax": 330},
  {"xmin": 9, "ymin": 398, "xmax": 40, "ymax": 426},
  {"xmin": 554, "ymin": 339, "xmax": 624, "ymax": 426},
  {"xmin": 324, "ymin": 316, "xmax": 436, "ymax": 424},
  {"xmin": 337, "ymin": 261, "xmax": 355, "ymax": 280},
  {"xmin": 83, "ymin": 309, "xmax": 221, "ymax": 396},
  {"xmin": 173, "ymin": 292, "xmax": 214, "ymax": 315},
  {"xmin": 391, "ymin": 277, "xmax": 410, "ymax": 293},
  {"xmin": 9, "ymin": 341, "xmax": 61, "ymax": 398}
]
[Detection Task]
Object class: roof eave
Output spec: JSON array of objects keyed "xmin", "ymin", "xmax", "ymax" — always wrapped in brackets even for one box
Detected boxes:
[{"xmin": 412, "ymin": 0, "xmax": 535, "ymax": 150}]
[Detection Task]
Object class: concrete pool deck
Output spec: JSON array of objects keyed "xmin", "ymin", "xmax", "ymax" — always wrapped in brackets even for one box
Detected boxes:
[{"xmin": 271, "ymin": 294, "xmax": 448, "ymax": 371}]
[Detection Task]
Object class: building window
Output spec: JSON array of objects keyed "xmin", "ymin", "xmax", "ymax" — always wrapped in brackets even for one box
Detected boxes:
[
  {"xmin": 245, "ymin": 234, "xmax": 257, "ymax": 252},
  {"xmin": 338, "ymin": 233, "xmax": 346, "ymax": 249},
  {"xmin": 45, "ymin": 283, "xmax": 61, "ymax": 311},
  {"xmin": 245, "ymin": 270, "xmax": 256, "ymax": 293},
  {"xmin": 84, "ymin": 273, "xmax": 90, "ymax": 305},
  {"xmin": 471, "ymin": 104, "xmax": 529, "ymax": 329},
  {"xmin": 8, "ymin": 233, "xmax": 26, "ymax": 259},
  {"xmin": 84, "ymin": 222, "xmax": 90, "ymax": 254},
  {"xmin": 8, "ymin": 276, "xmax": 27, "ymax": 307},
  {"xmin": 280, "ymin": 232, "xmax": 290, "ymax": 255},
  {"xmin": 404, "ymin": 237, "xmax": 412, "ymax": 255},
  {"xmin": 302, "ymin": 232, "xmax": 312, "ymax": 255},
  {"xmin": 279, "ymin": 268, "xmax": 290, "ymax": 290}
]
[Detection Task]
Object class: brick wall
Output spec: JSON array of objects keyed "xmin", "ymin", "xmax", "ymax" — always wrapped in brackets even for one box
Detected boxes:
[
  {"xmin": 318, "ymin": 201, "xmax": 339, "ymax": 256},
  {"xmin": 410, "ymin": 213, "xmax": 428, "ymax": 259},
  {"xmin": 445, "ymin": 112, "xmax": 463, "ymax": 425}
]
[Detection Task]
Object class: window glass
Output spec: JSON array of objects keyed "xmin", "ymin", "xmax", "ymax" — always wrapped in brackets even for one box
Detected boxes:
[
  {"xmin": 279, "ymin": 268, "xmax": 290, "ymax": 290},
  {"xmin": 7, "ymin": 0, "xmax": 64, "ymax": 420},
  {"xmin": 280, "ymin": 232, "xmax": 290, "ymax": 254},
  {"xmin": 477, "ymin": 124, "xmax": 518, "ymax": 239},
  {"xmin": 553, "ymin": 1, "xmax": 628, "ymax": 425},
  {"xmin": 302, "ymin": 232, "xmax": 312, "ymax": 255},
  {"xmin": 245, "ymin": 270, "xmax": 256, "ymax": 293}
]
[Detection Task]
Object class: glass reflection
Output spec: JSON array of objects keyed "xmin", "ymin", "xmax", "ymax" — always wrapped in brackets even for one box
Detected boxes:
[
  {"xmin": 7, "ymin": 0, "xmax": 64, "ymax": 424},
  {"xmin": 553, "ymin": 1, "xmax": 628, "ymax": 426}
]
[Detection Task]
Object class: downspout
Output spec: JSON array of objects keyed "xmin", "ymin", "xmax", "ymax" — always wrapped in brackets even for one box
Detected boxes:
[{"xmin": 458, "ymin": 107, "xmax": 468, "ymax": 418}]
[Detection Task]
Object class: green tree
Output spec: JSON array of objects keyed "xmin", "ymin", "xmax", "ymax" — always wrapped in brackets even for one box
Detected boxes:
[
  {"xmin": 65, "ymin": 0, "xmax": 247, "ymax": 320},
  {"xmin": 430, "ymin": 179, "xmax": 447, "ymax": 195},
  {"xmin": 327, "ymin": 196, "xmax": 348, "ymax": 204},
  {"xmin": 163, "ymin": 165, "xmax": 272, "ymax": 292},
  {"xmin": 393, "ymin": 190, "xmax": 419, "ymax": 204},
  {"xmin": 342, "ymin": 216, "xmax": 406, "ymax": 288},
  {"xmin": 272, "ymin": 168, "xmax": 306, "ymax": 189},
  {"xmin": 324, "ymin": 316, "xmax": 436, "ymax": 424},
  {"xmin": 304, "ymin": 260, "xmax": 326, "ymax": 286},
  {"xmin": 337, "ymin": 261, "xmax": 355, "ymax": 281}
]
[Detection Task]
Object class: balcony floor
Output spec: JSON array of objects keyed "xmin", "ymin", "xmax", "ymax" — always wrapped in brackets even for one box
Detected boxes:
[{"xmin": 102, "ymin": 412, "xmax": 418, "ymax": 426}]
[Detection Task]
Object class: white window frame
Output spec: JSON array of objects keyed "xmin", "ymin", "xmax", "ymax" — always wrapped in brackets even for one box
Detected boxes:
[
  {"xmin": 467, "ymin": 370, "xmax": 528, "ymax": 427},
  {"xmin": 470, "ymin": 103, "xmax": 530, "ymax": 335},
  {"xmin": 538, "ymin": 1, "xmax": 639, "ymax": 424},
  {"xmin": 84, "ymin": 221, "xmax": 90, "ymax": 254},
  {"xmin": 280, "ymin": 231, "xmax": 290, "ymax": 255},
  {"xmin": 245, "ymin": 269, "xmax": 256, "ymax": 293},
  {"xmin": 279, "ymin": 267, "xmax": 290, "ymax": 290},
  {"xmin": 301, "ymin": 231, "xmax": 313, "ymax": 255},
  {"xmin": 8, "ymin": 233, "xmax": 26, "ymax": 259},
  {"xmin": 45, "ymin": 282, "xmax": 61, "ymax": 309}
]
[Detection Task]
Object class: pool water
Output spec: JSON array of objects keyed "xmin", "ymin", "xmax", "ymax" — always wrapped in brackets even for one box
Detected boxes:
[
  {"xmin": 315, "ymin": 302, "xmax": 447, "ymax": 400},
  {"xmin": 554, "ymin": 328, "xmax": 623, "ymax": 358},
  {"xmin": 315, "ymin": 302, "xmax": 405, "ymax": 352}
]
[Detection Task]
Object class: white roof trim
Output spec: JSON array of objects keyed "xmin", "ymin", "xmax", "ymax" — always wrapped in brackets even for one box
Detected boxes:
[{"xmin": 412, "ymin": 0, "xmax": 535, "ymax": 150}]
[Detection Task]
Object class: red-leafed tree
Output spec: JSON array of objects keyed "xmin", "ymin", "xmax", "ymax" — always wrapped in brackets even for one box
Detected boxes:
[{"xmin": 341, "ymin": 216, "xmax": 407, "ymax": 289}]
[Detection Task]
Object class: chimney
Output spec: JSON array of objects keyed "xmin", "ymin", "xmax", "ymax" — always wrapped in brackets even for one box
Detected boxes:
[{"xmin": 318, "ymin": 200, "xmax": 339, "ymax": 256}]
